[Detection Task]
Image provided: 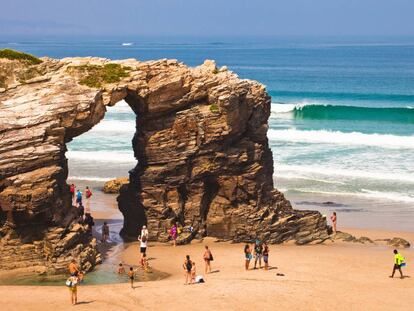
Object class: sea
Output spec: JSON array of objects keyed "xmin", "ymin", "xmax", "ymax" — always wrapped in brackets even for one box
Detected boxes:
[{"xmin": 1, "ymin": 36, "xmax": 413, "ymax": 231}]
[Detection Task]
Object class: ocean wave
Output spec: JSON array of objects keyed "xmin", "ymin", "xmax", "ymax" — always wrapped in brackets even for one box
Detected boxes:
[
  {"xmin": 66, "ymin": 150, "xmax": 136, "ymax": 163},
  {"xmin": 269, "ymin": 90, "xmax": 414, "ymax": 104},
  {"xmin": 292, "ymin": 188, "xmax": 414, "ymax": 203},
  {"xmin": 276, "ymin": 164, "xmax": 414, "ymax": 183},
  {"xmin": 268, "ymin": 129, "xmax": 414, "ymax": 149},
  {"xmin": 271, "ymin": 102, "xmax": 414, "ymax": 123},
  {"xmin": 89, "ymin": 119, "xmax": 135, "ymax": 133},
  {"xmin": 68, "ymin": 176, "xmax": 115, "ymax": 182}
]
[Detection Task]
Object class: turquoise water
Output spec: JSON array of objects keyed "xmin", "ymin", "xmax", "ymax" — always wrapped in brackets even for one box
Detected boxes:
[{"xmin": 2, "ymin": 36, "xmax": 414, "ymax": 215}]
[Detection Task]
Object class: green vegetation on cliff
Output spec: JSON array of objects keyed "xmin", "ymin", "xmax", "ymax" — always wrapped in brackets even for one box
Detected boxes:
[
  {"xmin": 0, "ymin": 49, "xmax": 42, "ymax": 65},
  {"xmin": 67, "ymin": 63, "xmax": 131, "ymax": 88}
]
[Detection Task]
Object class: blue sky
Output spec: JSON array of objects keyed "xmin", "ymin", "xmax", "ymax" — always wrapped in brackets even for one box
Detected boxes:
[{"xmin": 1, "ymin": 0, "xmax": 413, "ymax": 36}]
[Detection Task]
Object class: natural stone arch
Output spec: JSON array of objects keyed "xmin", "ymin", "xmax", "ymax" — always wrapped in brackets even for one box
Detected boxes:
[{"xmin": 0, "ymin": 55, "xmax": 329, "ymax": 273}]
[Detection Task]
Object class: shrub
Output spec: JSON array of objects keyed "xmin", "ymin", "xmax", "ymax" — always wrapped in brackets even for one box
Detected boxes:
[
  {"xmin": 68, "ymin": 63, "xmax": 131, "ymax": 88},
  {"xmin": 209, "ymin": 103, "xmax": 220, "ymax": 113},
  {"xmin": 0, "ymin": 49, "xmax": 42, "ymax": 65}
]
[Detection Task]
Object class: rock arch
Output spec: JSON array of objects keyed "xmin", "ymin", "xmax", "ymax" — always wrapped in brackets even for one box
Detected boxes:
[{"xmin": 0, "ymin": 55, "xmax": 329, "ymax": 273}]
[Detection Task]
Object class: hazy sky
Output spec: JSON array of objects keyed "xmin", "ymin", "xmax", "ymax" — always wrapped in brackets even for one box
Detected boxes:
[{"xmin": 1, "ymin": 0, "xmax": 413, "ymax": 36}]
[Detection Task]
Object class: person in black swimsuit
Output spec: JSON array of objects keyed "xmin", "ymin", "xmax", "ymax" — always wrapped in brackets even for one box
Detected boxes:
[{"xmin": 183, "ymin": 255, "xmax": 194, "ymax": 285}]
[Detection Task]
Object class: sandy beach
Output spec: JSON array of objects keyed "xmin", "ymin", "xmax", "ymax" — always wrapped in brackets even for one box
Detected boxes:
[{"xmin": 1, "ymin": 187, "xmax": 413, "ymax": 311}]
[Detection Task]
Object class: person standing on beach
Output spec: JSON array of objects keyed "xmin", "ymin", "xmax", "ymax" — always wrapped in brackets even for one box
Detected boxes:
[
  {"xmin": 183, "ymin": 255, "xmax": 194, "ymax": 285},
  {"xmin": 102, "ymin": 221, "xmax": 110, "ymax": 243},
  {"xmin": 390, "ymin": 249, "xmax": 405, "ymax": 279},
  {"xmin": 330, "ymin": 212, "xmax": 337, "ymax": 234},
  {"xmin": 77, "ymin": 203, "xmax": 84, "ymax": 223},
  {"xmin": 67, "ymin": 275, "xmax": 79, "ymax": 305},
  {"xmin": 170, "ymin": 223, "xmax": 178, "ymax": 246},
  {"xmin": 244, "ymin": 244, "xmax": 252, "ymax": 270},
  {"xmin": 138, "ymin": 234, "xmax": 148, "ymax": 260},
  {"xmin": 70, "ymin": 184, "xmax": 76, "ymax": 205},
  {"xmin": 263, "ymin": 242, "xmax": 269, "ymax": 270},
  {"xmin": 84, "ymin": 186, "xmax": 92, "ymax": 213},
  {"xmin": 128, "ymin": 267, "xmax": 135, "ymax": 288},
  {"xmin": 203, "ymin": 245, "xmax": 213, "ymax": 274},
  {"xmin": 254, "ymin": 240, "xmax": 263, "ymax": 269},
  {"xmin": 75, "ymin": 189, "xmax": 82, "ymax": 207}
]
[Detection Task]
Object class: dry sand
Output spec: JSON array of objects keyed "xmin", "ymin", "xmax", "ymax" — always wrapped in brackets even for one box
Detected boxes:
[{"xmin": 1, "ymin": 188, "xmax": 413, "ymax": 311}]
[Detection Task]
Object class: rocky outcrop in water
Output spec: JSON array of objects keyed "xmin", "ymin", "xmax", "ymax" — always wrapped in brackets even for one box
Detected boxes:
[
  {"xmin": 103, "ymin": 177, "xmax": 129, "ymax": 194},
  {"xmin": 0, "ymin": 51, "xmax": 329, "ymax": 273}
]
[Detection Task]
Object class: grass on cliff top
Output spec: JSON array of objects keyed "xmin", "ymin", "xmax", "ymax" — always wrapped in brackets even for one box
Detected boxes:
[
  {"xmin": 0, "ymin": 49, "xmax": 42, "ymax": 65},
  {"xmin": 67, "ymin": 63, "xmax": 131, "ymax": 88}
]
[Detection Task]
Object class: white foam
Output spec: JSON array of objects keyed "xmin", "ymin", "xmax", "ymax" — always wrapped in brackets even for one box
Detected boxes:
[
  {"xmin": 271, "ymin": 101, "xmax": 324, "ymax": 114},
  {"xmin": 66, "ymin": 150, "xmax": 136, "ymax": 163},
  {"xmin": 122, "ymin": 42, "xmax": 133, "ymax": 46},
  {"xmin": 268, "ymin": 129, "xmax": 414, "ymax": 149},
  {"xmin": 294, "ymin": 188, "xmax": 414, "ymax": 203},
  {"xmin": 68, "ymin": 176, "xmax": 115, "ymax": 182},
  {"xmin": 89, "ymin": 119, "xmax": 135, "ymax": 133},
  {"xmin": 276, "ymin": 164, "xmax": 414, "ymax": 183}
]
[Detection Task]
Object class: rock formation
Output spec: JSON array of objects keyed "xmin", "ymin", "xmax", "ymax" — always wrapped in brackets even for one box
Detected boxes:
[
  {"xmin": 103, "ymin": 177, "xmax": 129, "ymax": 194},
  {"xmin": 0, "ymin": 51, "xmax": 329, "ymax": 273}
]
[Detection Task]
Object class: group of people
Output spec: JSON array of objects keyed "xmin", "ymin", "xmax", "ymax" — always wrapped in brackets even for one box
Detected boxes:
[
  {"xmin": 181, "ymin": 245, "xmax": 213, "ymax": 285},
  {"xmin": 244, "ymin": 240, "xmax": 269, "ymax": 270},
  {"xmin": 70, "ymin": 184, "xmax": 96, "ymax": 236}
]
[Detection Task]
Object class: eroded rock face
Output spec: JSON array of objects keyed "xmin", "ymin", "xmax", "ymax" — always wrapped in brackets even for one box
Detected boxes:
[{"xmin": 0, "ymin": 55, "xmax": 328, "ymax": 273}]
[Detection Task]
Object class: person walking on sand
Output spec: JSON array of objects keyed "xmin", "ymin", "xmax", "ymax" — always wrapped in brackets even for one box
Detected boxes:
[
  {"xmin": 75, "ymin": 189, "xmax": 82, "ymax": 207},
  {"xmin": 390, "ymin": 249, "xmax": 405, "ymax": 279},
  {"xmin": 244, "ymin": 244, "xmax": 252, "ymax": 270},
  {"xmin": 128, "ymin": 267, "xmax": 135, "ymax": 288},
  {"xmin": 85, "ymin": 186, "xmax": 92, "ymax": 213},
  {"xmin": 102, "ymin": 221, "xmax": 110, "ymax": 243},
  {"xmin": 203, "ymin": 245, "xmax": 213, "ymax": 274},
  {"xmin": 263, "ymin": 242, "xmax": 269, "ymax": 270},
  {"xmin": 66, "ymin": 275, "xmax": 79, "ymax": 305},
  {"xmin": 70, "ymin": 184, "xmax": 76, "ymax": 205},
  {"xmin": 254, "ymin": 240, "xmax": 263, "ymax": 269},
  {"xmin": 330, "ymin": 212, "xmax": 337, "ymax": 234},
  {"xmin": 183, "ymin": 255, "xmax": 194, "ymax": 285}
]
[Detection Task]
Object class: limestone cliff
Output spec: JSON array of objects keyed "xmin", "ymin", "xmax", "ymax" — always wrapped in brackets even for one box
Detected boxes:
[{"xmin": 0, "ymin": 51, "xmax": 329, "ymax": 273}]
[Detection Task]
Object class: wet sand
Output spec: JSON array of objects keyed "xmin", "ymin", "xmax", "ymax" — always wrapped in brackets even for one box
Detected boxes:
[{"xmin": 1, "ymin": 185, "xmax": 413, "ymax": 310}]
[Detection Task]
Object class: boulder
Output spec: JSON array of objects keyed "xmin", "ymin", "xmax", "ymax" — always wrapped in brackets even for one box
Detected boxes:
[{"xmin": 103, "ymin": 177, "xmax": 129, "ymax": 194}]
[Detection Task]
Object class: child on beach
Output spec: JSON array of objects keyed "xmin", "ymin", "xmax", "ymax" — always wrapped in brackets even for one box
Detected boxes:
[
  {"xmin": 263, "ymin": 242, "xmax": 269, "ymax": 270},
  {"xmin": 128, "ymin": 267, "xmax": 135, "ymax": 288},
  {"xmin": 66, "ymin": 275, "xmax": 79, "ymax": 305},
  {"xmin": 390, "ymin": 249, "xmax": 405, "ymax": 279},
  {"xmin": 254, "ymin": 240, "xmax": 263, "ymax": 269},
  {"xmin": 141, "ymin": 253, "xmax": 150, "ymax": 272},
  {"xmin": 118, "ymin": 263, "xmax": 125, "ymax": 274},
  {"xmin": 244, "ymin": 244, "xmax": 252, "ymax": 270}
]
